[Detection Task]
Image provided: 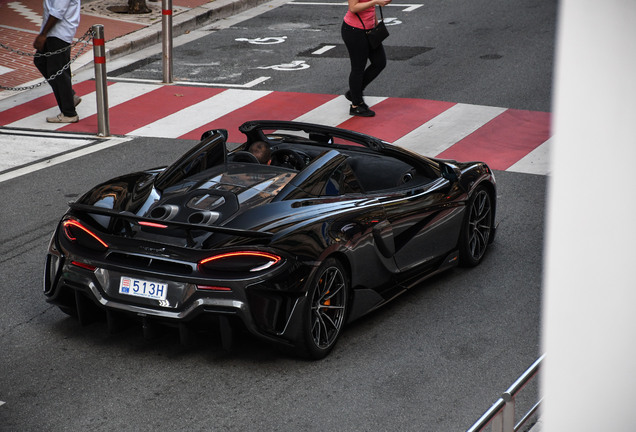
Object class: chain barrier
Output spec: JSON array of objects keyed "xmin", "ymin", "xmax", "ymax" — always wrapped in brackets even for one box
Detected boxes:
[{"xmin": 0, "ymin": 28, "xmax": 95, "ymax": 91}]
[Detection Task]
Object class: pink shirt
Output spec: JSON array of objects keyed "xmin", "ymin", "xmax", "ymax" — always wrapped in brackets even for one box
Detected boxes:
[{"xmin": 344, "ymin": 0, "xmax": 376, "ymax": 30}]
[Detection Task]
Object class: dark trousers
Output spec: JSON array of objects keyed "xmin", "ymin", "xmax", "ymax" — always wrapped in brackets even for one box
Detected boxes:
[
  {"xmin": 341, "ymin": 21, "xmax": 386, "ymax": 105},
  {"xmin": 34, "ymin": 37, "xmax": 77, "ymax": 117}
]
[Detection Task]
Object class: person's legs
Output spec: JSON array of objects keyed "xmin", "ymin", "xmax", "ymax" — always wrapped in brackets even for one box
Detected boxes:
[
  {"xmin": 361, "ymin": 44, "xmax": 386, "ymax": 91},
  {"xmin": 341, "ymin": 22, "xmax": 369, "ymax": 105},
  {"xmin": 36, "ymin": 37, "xmax": 77, "ymax": 118}
]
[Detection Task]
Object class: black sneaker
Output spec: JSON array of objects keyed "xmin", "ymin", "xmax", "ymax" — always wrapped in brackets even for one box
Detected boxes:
[{"xmin": 350, "ymin": 103, "xmax": 375, "ymax": 117}]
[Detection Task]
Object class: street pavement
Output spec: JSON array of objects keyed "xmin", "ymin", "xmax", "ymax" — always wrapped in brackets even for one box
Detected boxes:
[
  {"xmin": 1, "ymin": 0, "xmax": 552, "ymax": 181},
  {"xmin": 0, "ymin": 2, "xmax": 547, "ymax": 429}
]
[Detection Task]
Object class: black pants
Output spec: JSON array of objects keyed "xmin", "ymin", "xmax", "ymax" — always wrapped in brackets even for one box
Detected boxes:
[
  {"xmin": 341, "ymin": 21, "xmax": 386, "ymax": 105},
  {"xmin": 34, "ymin": 37, "xmax": 77, "ymax": 117}
]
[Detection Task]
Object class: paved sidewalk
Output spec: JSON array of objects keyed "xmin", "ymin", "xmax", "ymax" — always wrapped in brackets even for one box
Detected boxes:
[{"xmin": 0, "ymin": 0, "xmax": 268, "ymax": 97}]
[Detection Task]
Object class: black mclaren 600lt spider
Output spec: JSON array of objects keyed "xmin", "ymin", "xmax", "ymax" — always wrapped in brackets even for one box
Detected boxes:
[{"xmin": 44, "ymin": 120, "xmax": 496, "ymax": 359}]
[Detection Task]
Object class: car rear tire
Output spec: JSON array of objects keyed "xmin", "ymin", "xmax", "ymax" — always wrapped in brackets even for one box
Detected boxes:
[
  {"xmin": 459, "ymin": 187, "xmax": 493, "ymax": 267},
  {"xmin": 295, "ymin": 258, "xmax": 349, "ymax": 360}
]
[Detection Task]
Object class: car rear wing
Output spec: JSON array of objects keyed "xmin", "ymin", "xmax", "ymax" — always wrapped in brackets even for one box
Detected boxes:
[
  {"xmin": 239, "ymin": 120, "xmax": 390, "ymax": 151},
  {"xmin": 68, "ymin": 202, "xmax": 274, "ymax": 240}
]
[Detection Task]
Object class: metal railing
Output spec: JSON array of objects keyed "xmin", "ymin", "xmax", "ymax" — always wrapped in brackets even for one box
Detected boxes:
[{"xmin": 467, "ymin": 354, "xmax": 545, "ymax": 432}]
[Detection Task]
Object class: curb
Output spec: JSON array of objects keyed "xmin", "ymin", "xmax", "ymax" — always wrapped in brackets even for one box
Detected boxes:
[{"xmin": 103, "ymin": 0, "xmax": 272, "ymax": 60}]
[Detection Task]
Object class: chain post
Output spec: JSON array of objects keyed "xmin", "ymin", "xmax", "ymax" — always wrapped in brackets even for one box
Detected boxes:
[
  {"xmin": 162, "ymin": 0, "xmax": 173, "ymax": 83},
  {"xmin": 92, "ymin": 24, "xmax": 110, "ymax": 137},
  {"xmin": 0, "ymin": 29, "xmax": 93, "ymax": 91}
]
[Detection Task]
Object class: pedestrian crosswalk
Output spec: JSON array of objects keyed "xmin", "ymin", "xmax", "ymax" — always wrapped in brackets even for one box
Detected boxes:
[{"xmin": 0, "ymin": 79, "xmax": 552, "ymax": 175}]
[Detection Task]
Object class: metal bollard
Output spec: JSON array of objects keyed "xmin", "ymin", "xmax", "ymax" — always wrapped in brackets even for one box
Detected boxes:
[
  {"xmin": 92, "ymin": 24, "xmax": 110, "ymax": 137},
  {"xmin": 162, "ymin": 0, "xmax": 173, "ymax": 83}
]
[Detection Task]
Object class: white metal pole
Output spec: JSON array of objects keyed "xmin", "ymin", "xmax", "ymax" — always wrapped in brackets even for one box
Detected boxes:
[
  {"xmin": 92, "ymin": 24, "xmax": 110, "ymax": 137},
  {"xmin": 162, "ymin": 0, "xmax": 173, "ymax": 84}
]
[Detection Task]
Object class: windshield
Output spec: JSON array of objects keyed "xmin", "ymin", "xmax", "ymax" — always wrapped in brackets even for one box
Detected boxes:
[{"xmin": 154, "ymin": 130, "xmax": 227, "ymax": 190}]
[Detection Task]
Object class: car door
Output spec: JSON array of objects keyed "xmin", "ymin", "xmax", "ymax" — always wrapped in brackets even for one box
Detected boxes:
[{"xmin": 378, "ymin": 176, "xmax": 465, "ymax": 272}]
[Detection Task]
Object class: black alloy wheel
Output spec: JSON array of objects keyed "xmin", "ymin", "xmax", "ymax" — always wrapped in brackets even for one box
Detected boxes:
[
  {"xmin": 459, "ymin": 187, "xmax": 493, "ymax": 267},
  {"xmin": 297, "ymin": 258, "xmax": 349, "ymax": 359}
]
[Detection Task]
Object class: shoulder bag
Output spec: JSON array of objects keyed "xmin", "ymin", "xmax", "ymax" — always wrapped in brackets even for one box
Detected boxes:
[{"xmin": 356, "ymin": 6, "xmax": 389, "ymax": 49}]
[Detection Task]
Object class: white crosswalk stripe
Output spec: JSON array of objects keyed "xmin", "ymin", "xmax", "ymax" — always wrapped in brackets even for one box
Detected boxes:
[
  {"xmin": 8, "ymin": 1, "xmax": 42, "ymax": 27},
  {"xmin": 6, "ymin": 82, "xmax": 160, "ymax": 130},
  {"xmin": 508, "ymin": 136, "xmax": 552, "ymax": 175},
  {"xmin": 0, "ymin": 82, "xmax": 552, "ymax": 178},
  {"xmin": 293, "ymin": 96, "xmax": 387, "ymax": 126},
  {"xmin": 128, "ymin": 88, "xmax": 273, "ymax": 138},
  {"xmin": 395, "ymin": 103, "xmax": 507, "ymax": 156}
]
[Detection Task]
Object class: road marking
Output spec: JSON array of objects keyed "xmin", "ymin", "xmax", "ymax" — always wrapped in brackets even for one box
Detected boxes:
[
  {"xmin": 107, "ymin": 76, "xmax": 271, "ymax": 89},
  {"xmin": 313, "ymin": 45, "xmax": 336, "ymax": 55},
  {"xmin": 235, "ymin": 36, "xmax": 288, "ymax": 44},
  {"xmin": 394, "ymin": 103, "xmax": 507, "ymax": 156},
  {"xmin": 508, "ymin": 136, "xmax": 552, "ymax": 175},
  {"xmin": 128, "ymin": 88, "xmax": 272, "ymax": 138},
  {"xmin": 0, "ymin": 129, "xmax": 131, "ymax": 184},
  {"xmin": 257, "ymin": 60, "xmax": 310, "ymax": 71},
  {"xmin": 0, "ymin": 132, "xmax": 94, "ymax": 172},
  {"xmin": 6, "ymin": 82, "xmax": 159, "ymax": 131},
  {"xmin": 7, "ymin": 1, "xmax": 42, "ymax": 27},
  {"xmin": 293, "ymin": 96, "xmax": 387, "ymax": 127},
  {"xmin": 0, "ymin": 400, "xmax": 5, "ymax": 407}
]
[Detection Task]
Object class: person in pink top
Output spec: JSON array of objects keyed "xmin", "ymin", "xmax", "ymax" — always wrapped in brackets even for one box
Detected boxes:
[{"xmin": 341, "ymin": 0, "xmax": 392, "ymax": 117}]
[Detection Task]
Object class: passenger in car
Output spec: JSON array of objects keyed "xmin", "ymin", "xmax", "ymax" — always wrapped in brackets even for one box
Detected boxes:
[{"xmin": 248, "ymin": 141, "xmax": 272, "ymax": 164}]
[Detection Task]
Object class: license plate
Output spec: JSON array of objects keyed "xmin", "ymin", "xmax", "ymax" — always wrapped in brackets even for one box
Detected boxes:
[{"xmin": 119, "ymin": 276, "xmax": 168, "ymax": 301}]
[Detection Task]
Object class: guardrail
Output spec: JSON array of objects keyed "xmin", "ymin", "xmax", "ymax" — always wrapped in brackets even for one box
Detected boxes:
[{"xmin": 466, "ymin": 354, "xmax": 545, "ymax": 432}]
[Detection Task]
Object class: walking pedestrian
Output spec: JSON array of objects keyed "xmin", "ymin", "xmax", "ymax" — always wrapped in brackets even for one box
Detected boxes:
[
  {"xmin": 341, "ymin": 0, "xmax": 391, "ymax": 117},
  {"xmin": 33, "ymin": 0, "xmax": 81, "ymax": 123}
]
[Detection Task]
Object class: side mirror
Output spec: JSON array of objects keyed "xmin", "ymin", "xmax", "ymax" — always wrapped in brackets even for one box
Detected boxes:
[{"xmin": 440, "ymin": 162, "xmax": 461, "ymax": 182}]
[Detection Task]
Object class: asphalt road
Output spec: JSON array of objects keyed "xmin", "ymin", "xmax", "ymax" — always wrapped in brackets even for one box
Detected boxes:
[
  {"xmin": 112, "ymin": 0, "xmax": 555, "ymax": 111},
  {"xmin": 0, "ymin": 0, "xmax": 554, "ymax": 430}
]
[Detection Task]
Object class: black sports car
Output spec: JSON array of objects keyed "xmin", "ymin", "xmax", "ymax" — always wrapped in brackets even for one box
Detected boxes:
[{"xmin": 44, "ymin": 120, "xmax": 496, "ymax": 359}]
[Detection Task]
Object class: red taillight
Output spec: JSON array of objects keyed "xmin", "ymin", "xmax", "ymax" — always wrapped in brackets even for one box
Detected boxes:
[
  {"xmin": 198, "ymin": 251, "xmax": 282, "ymax": 273},
  {"xmin": 71, "ymin": 261, "xmax": 97, "ymax": 271},
  {"xmin": 197, "ymin": 285, "xmax": 232, "ymax": 292},
  {"xmin": 62, "ymin": 219, "xmax": 109, "ymax": 251},
  {"xmin": 138, "ymin": 221, "xmax": 168, "ymax": 229}
]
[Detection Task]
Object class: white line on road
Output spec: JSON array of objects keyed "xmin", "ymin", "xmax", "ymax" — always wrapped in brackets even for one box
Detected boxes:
[
  {"xmin": 507, "ymin": 136, "xmax": 552, "ymax": 175},
  {"xmin": 107, "ymin": 76, "xmax": 271, "ymax": 89},
  {"xmin": 0, "ymin": 129, "xmax": 131, "ymax": 183},
  {"xmin": 312, "ymin": 45, "xmax": 336, "ymax": 55},
  {"xmin": 128, "ymin": 89, "xmax": 272, "ymax": 138},
  {"xmin": 394, "ymin": 103, "xmax": 507, "ymax": 156}
]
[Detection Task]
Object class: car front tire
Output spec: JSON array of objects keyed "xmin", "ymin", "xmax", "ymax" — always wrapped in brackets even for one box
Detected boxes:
[{"xmin": 459, "ymin": 187, "xmax": 493, "ymax": 267}]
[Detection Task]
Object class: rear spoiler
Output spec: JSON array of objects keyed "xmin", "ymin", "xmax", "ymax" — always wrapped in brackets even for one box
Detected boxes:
[
  {"xmin": 239, "ymin": 120, "xmax": 389, "ymax": 151},
  {"xmin": 68, "ymin": 202, "xmax": 274, "ymax": 240}
]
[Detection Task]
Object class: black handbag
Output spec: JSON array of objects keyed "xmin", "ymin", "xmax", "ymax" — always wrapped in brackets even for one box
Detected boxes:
[{"xmin": 356, "ymin": 7, "xmax": 389, "ymax": 49}]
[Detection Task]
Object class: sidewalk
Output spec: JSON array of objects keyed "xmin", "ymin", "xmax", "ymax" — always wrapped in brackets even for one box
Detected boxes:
[{"xmin": 0, "ymin": 0, "xmax": 268, "ymax": 98}]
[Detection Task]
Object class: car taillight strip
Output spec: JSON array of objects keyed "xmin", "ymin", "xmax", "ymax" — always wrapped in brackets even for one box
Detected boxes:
[
  {"xmin": 199, "ymin": 251, "xmax": 281, "ymax": 265},
  {"xmin": 197, "ymin": 285, "xmax": 232, "ymax": 291},
  {"xmin": 138, "ymin": 221, "xmax": 169, "ymax": 229},
  {"xmin": 62, "ymin": 219, "xmax": 109, "ymax": 249},
  {"xmin": 71, "ymin": 261, "xmax": 97, "ymax": 271}
]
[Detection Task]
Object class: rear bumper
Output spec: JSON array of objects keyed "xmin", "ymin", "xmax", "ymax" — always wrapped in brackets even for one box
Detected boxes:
[{"xmin": 44, "ymin": 234, "xmax": 313, "ymax": 347}]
